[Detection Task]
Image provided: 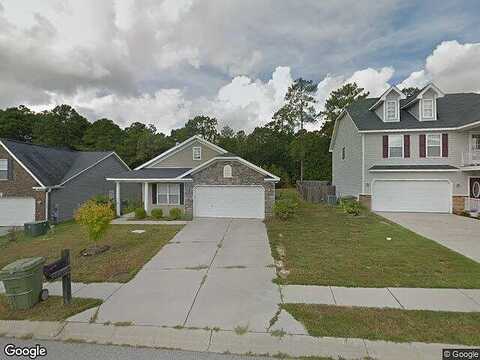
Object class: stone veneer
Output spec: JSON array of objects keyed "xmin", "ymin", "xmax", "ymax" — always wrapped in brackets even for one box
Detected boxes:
[
  {"xmin": 184, "ymin": 159, "xmax": 275, "ymax": 218},
  {"xmin": 0, "ymin": 146, "xmax": 46, "ymax": 221},
  {"xmin": 358, "ymin": 194, "xmax": 371, "ymax": 209}
]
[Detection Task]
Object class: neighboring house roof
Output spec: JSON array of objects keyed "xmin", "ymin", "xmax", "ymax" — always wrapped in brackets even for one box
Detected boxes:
[
  {"xmin": 369, "ymin": 165, "xmax": 459, "ymax": 171},
  {"xmin": 107, "ymin": 168, "xmax": 192, "ymax": 181},
  {"xmin": 0, "ymin": 139, "xmax": 128, "ymax": 187},
  {"xmin": 346, "ymin": 93, "xmax": 480, "ymax": 132}
]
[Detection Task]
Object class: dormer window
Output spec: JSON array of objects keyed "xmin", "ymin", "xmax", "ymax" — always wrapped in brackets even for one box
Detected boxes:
[
  {"xmin": 386, "ymin": 101, "xmax": 397, "ymax": 121},
  {"xmin": 223, "ymin": 165, "xmax": 232, "ymax": 178},
  {"xmin": 422, "ymin": 99, "xmax": 434, "ymax": 119},
  {"xmin": 192, "ymin": 146, "xmax": 202, "ymax": 161}
]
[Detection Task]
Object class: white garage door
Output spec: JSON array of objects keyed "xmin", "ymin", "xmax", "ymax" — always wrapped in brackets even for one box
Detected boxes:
[
  {"xmin": 194, "ymin": 186, "xmax": 265, "ymax": 219},
  {"xmin": 0, "ymin": 197, "xmax": 36, "ymax": 226},
  {"xmin": 372, "ymin": 180, "xmax": 451, "ymax": 213}
]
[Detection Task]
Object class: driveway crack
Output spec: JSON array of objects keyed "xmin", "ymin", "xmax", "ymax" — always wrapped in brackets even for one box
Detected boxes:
[{"xmin": 182, "ymin": 219, "xmax": 232, "ymax": 326}]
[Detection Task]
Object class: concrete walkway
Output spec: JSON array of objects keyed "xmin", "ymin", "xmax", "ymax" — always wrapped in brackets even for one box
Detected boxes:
[
  {"xmin": 94, "ymin": 218, "xmax": 285, "ymax": 332},
  {"xmin": 282, "ymin": 285, "xmax": 480, "ymax": 312},
  {"xmin": 1, "ymin": 319, "xmax": 477, "ymax": 360},
  {"xmin": 377, "ymin": 212, "xmax": 480, "ymax": 263}
]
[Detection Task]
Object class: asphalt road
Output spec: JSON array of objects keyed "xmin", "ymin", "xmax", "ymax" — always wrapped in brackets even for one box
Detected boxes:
[{"xmin": 0, "ymin": 338, "xmax": 273, "ymax": 360}]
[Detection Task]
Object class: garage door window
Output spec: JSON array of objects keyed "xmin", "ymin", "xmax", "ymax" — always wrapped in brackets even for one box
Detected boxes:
[
  {"xmin": 0, "ymin": 159, "xmax": 8, "ymax": 180},
  {"xmin": 157, "ymin": 183, "xmax": 180, "ymax": 205},
  {"xmin": 427, "ymin": 134, "xmax": 441, "ymax": 157},
  {"xmin": 388, "ymin": 135, "xmax": 403, "ymax": 158}
]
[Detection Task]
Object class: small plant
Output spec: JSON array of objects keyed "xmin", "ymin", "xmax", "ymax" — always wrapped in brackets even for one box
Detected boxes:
[
  {"xmin": 134, "ymin": 208, "xmax": 147, "ymax": 220},
  {"xmin": 460, "ymin": 210, "xmax": 471, "ymax": 217},
  {"xmin": 234, "ymin": 324, "xmax": 249, "ymax": 335},
  {"xmin": 151, "ymin": 208, "xmax": 163, "ymax": 219},
  {"xmin": 74, "ymin": 200, "xmax": 115, "ymax": 251},
  {"xmin": 123, "ymin": 200, "xmax": 141, "ymax": 214},
  {"xmin": 340, "ymin": 198, "xmax": 362, "ymax": 216},
  {"xmin": 274, "ymin": 199, "xmax": 297, "ymax": 220},
  {"xmin": 169, "ymin": 208, "xmax": 183, "ymax": 220},
  {"xmin": 6, "ymin": 227, "xmax": 19, "ymax": 242}
]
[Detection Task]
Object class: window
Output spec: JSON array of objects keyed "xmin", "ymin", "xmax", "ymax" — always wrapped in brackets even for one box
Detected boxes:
[
  {"xmin": 427, "ymin": 134, "xmax": 441, "ymax": 157},
  {"xmin": 0, "ymin": 159, "xmax": 8, "ymax": 180},
  {"xmin": 157, "ymin": 183, "xmax": 180, "ymax": 205},
  {"xmin": 193, "ymin": 146, "xmax": 202, "ymax": 160},
  {"xmin": 472, "ymin": 134, "xmax": 480, "ymax": 151},
  {"xmin": 386, "ymin": 101, "xmax": 397, "ymax": 121},
  {"xmin": 341, "ymin": 147, "xmax": 346, "ymax": 160},
  {"xmin": 223, "ymin": 165, "xmax": 232, "ymax": 178},
  {"xmin": 388, "ymin": 135, "xmax": 403, "ymax": 158},
  {"xmin": 423, "ymin": 99, "xmax": 434, "ymax": 119}
]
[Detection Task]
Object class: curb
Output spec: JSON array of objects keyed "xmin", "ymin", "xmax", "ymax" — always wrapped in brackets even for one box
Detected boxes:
[{"xmin": 0, "ymin": 320, "xmax": 475, "ymax": 359}]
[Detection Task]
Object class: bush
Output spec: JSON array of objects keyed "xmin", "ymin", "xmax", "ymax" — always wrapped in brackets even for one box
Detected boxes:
[
  {"xmin": 151, "ymin": 208, "xmax": 163, "ymax": 219},
  {"xmin": 340, "ymin": 198, "xmax": 362, "ymax": 216},
  {"xmin": 274, "ymin": 198, "xmax": 298, "ymax": 220},
  {"xmin": 92, "ymin": 194, "xmax": 115, "ymax": 211},
  {"xmin": 75, "ymin": 200, "xmax": 115, "ymax": 244},
  {"xmin": 123, "ymin": 200, "xmax": 141, "ymax": 214},
  {"xmin": 134, "ymin": 208, "xmax": 147, "ymax": 220},
  {"xmin": 169, "ymin": 208, "xmax": 183, "ymax": 220}
]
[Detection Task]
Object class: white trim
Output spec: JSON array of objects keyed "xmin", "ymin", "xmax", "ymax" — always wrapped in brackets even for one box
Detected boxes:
[
  {"xmin": 361, "ymin": 134, "xmax": 365, "ymax": 194},
  {"xmin": 388, "ymin": 134, "xmax": 404, "ymax": 158},
  {"xmin": 421, "ymin": 98, "xmax": 435, "ymax": 120},
  {"xmin": 461, "ymin": 166, "xmax": 480, "ymax": 171},
  {"xmin": 178, "ymin": 156, "xmax": 280, "ymax": 182},
  {"xmin": 369, "ymin": 169, "xmax": 459, "ymax": 173},
  {"xmin": 468, "ymin": 176, "xmax": 480, "ymax": 198},
  {"xmin": 426, "ymin": 133, "xmax": 443, "ymax": 158},
  {"xmin": 401, "ymin": 82, "xmax": 445, "ymax": 109},
  {"xmin": 115, "ymin": 182, "xmax": 121, "ymax": 217},
  {"xmin": 0, "ymin": 158, "xmax": 8, "ymax": 181},
  {"xmin": 105, "ymin": 177, "xmax": 193, "ymax": 182},
  {"xmin": 223, "ymin": 164, "xmax": 232, "ymax": 178},
  {"xmin": 135, "ymin": 135, "xmax": 228, "ymax": 170},
  {"xmin": 385, "ymin": 100, "xmax": 399, "ymax": 122},
  {"xmin": 359, "ymin": 127, "xmax": 453, "ymax": 133},
  {"xmin": 192, "ymin": 146, "xmax": 202, "ymax": 161},
  {"xmin": 371, "ymin": 178, "xmax": 453, "ymax": 213},
  {"xmin": 156, "ymin": 183, "xmax": 180, "ymax": 205},
  {"xmin": 143, "ymin": 182, "xmax": 149, "ymax": 212},
  {"xmin": 368, "ymin": 85, "xmax": 406, "ymax": 111}
]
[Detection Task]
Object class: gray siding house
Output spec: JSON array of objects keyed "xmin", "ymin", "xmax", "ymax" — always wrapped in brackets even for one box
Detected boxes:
[
  {"xmin": 330, "ymin": 83, "xmax": 480, "ymax": 214},
  {"xmin": 0, "ymin": 139, "xmax": 137, "ymax": 225},
  {"xmin": 108, "ymin": 136, "xmax": 280, "ymax": 219}
]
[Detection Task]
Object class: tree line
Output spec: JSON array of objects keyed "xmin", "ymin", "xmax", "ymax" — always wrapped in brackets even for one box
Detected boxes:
[{"xmin": 0, "ymin": 81, "xmax": 405, "ymax": 186}]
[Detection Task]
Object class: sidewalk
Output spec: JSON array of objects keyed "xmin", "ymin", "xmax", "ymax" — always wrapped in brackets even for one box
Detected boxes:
[
  {"xmin": 0, "ymin": 319, "xmax": 475, "ymax": 360},
  {"xmin": 282, "ymin": 285, "xmax": 480, "ymax": 312}
]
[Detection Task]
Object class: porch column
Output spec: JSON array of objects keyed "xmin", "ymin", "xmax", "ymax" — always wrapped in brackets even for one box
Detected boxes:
[
  {"xmin": 115, "ymin": 182, "xmax": 121, "ymax": 217},
  {"xmin": 143, "ymin": 182, "xmax": 149, "ymax": 213}
]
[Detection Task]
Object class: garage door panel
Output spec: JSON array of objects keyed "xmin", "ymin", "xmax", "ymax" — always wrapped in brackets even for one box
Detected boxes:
[
  {"xmin": 194, "ymin": 186, "xmax": 264, "ymax": 219},
  {"xmin": 0, "ymin": 197, "xmax": 36, "ymax": 226},
  {"xmin": 372, "ymin": 180, "xmax": 451, "ymax": 213}
]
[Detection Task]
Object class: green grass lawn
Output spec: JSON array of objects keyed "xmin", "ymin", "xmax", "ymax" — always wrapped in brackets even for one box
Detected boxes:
[
  {"xmin": 0, "ymin": 222, "xmax": 182, "ymax": 283},
  {"xmin": 284, "ymin": 304, "xmax": 480, "ymax": 345},
  {"xmin": 267, "ymin": 189, "xmax": 480, "ymax": 288},
  {"xmin": 0, "ymin": 294, "xmax": 101, "ymax": 321}
]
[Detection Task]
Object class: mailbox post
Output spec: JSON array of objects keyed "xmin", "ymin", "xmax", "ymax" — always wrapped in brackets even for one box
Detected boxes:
[{"xmin": 43, "ymin": 249, "xmax": 72, "ymax": 305}]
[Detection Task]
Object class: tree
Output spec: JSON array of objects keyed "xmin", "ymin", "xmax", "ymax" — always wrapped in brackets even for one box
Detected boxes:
[
  {"xmin": 171, "ymin": 115, "xmax": 218, "ymax": 142},
  {"xmin": 320, "ymin": 83, "xmax": 369, "ymax": 138},
  {"xmin": 401, "ymin": 87, "xmax": 420, "ymax": 97},
  {"xmin": 82, "ymin": 118, "xmax": 123, "ymax": 150},
  {"xmin": 0, "ymin": 105, "xmax": 35, "ymax": 142},
  {"xmin": 75, "ymin": 200, "xmax": 115, "ymax": 253}
]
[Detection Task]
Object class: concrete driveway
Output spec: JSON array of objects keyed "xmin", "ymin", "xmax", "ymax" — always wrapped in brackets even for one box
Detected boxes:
[
  {"xmin": 377, "ymin": 212, "xmax": 480, "ymax": 263},
  {"xmin": 96, "ymin": 218, "xmax": 281, "ymax": 332},
  {"xmin": 0, "ymin": 227, "xmax": 12, "ymax": 237}
]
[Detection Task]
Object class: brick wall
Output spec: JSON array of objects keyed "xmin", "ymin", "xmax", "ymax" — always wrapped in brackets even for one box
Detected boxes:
[
  {"xmin": 0, "ymin": 146, "xmax": 46, "ymax": 221},
  {"xmin": 452, "ymin": 195, "xmax": 466, "ymax": 214},
  {"xmin": 358, "ymin": 195, "xmax": 371, "ymax": 210}
]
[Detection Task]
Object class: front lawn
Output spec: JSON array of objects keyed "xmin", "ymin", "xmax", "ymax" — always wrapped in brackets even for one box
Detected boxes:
[
  {"xmin": 0, "ymin": 222, "xmax": 182, "ymax": 283},
  {"xmin": 284, "ymin": 304, "xmax": 480, "ymax": 346},
  {"xmin": 0, "ymin": 294, "xmax": 101, "ymax": 321},
  {"xmin": 267, "ymin": 189, "xmax": 480, "ymax": 288}
]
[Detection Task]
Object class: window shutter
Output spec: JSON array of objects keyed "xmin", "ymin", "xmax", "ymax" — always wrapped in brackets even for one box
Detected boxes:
[
  {"xmin": 404, "ymin": 135, "xmax": 410, "ymax": 158},
  {"xmin": 382, "ymin": 135, "xmax": 388, "ymax": 158},
  {"xmin": 419, "ymin": 134, "xmax": 426, "ymax": 158},
  {"xmin": 7, "ymin": 159, "xmax": 13, "ymax": 180},
  {"xmin": 180, "ymin": 183, "xmax": 184, "ymax": 205},
  {"xmin": 442, "ymin": 133, "xmax": 448, "ymax": 157},
  {"xmin": 151, "ymin": 183, "xmax": 157, "ymax": 204}
]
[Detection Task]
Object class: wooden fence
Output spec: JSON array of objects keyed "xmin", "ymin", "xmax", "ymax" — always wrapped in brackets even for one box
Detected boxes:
[{"xmin": 296, "ymin": 181, "xmax": 336, "ymax": 203}]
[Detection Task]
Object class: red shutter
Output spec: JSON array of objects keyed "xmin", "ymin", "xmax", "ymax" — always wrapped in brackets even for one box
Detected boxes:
[
  {"xmin": 419, "ymin": 134, "xmax": 426, "ymax": 158},
  {"xmin": 442, "ymin": 133, "xmax": 448, "ymax": 157},
  {"xmin": 404, "ymin": 135, "xmax": 410, "ymax": 158},
  {"xmin": 382, "ymin": 135, "xmax": 389, "ymax": 158}
]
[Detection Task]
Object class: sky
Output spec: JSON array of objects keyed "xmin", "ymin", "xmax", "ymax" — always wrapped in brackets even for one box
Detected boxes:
[{"xmin": 0, "ymin": 0, "xmax": 479, "ymax": 134}]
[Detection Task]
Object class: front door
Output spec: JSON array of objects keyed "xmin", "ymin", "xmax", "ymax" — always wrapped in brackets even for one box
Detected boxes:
[{"xmin": 470, "ymin": 178, "xmax": 480, "ymax": 199}]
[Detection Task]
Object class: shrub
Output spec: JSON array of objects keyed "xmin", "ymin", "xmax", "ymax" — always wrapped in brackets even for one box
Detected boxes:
[
  {"xmin": 134, "ymin": 208, "xmax": 147, "ymax": 220},
  {"xmin": 151, "ymin": 208, "xmax": 163, "ymax": 219},
  {"xmin": 92, "ymin": 194, "xmax": 115, "ymax": 211},
  {"xmin": 340, "ymin": 198, "xmax": 362, "ymax": 216},
  {"xmin": 169, "ymin": 208, "xmax": 183, "ymax": 220},
  {"xmin": 123, "ymin": 200, "xmax": 141, "ymax": 214},
  {"xmin": 274, "ymin": 198, "xmax": 297, "ymax": 220},
  {"xmin": 75, "ymin": 200, "xmax": 115, "ymax": 245}
]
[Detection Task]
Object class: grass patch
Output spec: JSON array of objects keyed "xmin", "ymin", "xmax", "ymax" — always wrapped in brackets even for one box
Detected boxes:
[
  {"xmin": 0, "ymin": 222, "xmax": 182, "ymax": 283},
  {"xmin": 284, "ymin": 303, "xmax": 480, "ymax": 346},
  {"xmin": 266, "ymin": 189, "xmax": 480, "ymax": 288},
  {"xmin": 0, "ymin": 294, "xmax": 101, "ymax": 321}
]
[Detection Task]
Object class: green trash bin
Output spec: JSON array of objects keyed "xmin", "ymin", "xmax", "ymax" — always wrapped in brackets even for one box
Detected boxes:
[
  {"xmin": 24, "ymin": 221, "xmax": 50, "ymax": 237},
  {"xmin": 0, "ymin": 257, "xmax": 46, "ymax": 310}
]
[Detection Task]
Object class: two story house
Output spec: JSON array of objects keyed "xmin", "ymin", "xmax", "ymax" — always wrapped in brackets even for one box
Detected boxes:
[{"xmin": 330, "ymin": 83, "xmax": 480, "ymax": 214}]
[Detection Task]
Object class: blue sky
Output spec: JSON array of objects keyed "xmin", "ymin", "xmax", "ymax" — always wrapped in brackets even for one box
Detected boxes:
[{"xmin": 0, "ymin": 0, "xmax": 479, "ymax": 133}]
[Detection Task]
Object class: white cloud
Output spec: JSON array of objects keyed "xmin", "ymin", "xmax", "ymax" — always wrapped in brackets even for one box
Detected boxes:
[{"xmin": 401, "ymin": 41, "xmax": 480, "ymax": 93}]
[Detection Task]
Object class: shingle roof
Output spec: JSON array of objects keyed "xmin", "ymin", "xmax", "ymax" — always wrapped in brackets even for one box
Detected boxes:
[
  {"xmin": 108, "ymin": 168, "xmax": 191, "ymax": 180},
  {"xmin": 369, "ymin": 165, "xmax": 458, "ymax": 171},
  {"xmin": 0, "ymin": 139, "xmax": 115, "ymax": 186},
  {"xmin": 347, "ymin": 93, "xmax": 480, "ymax": 131}
]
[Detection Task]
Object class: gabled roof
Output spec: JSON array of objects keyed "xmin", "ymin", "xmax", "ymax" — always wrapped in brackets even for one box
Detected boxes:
[
  {"xmin": 401, "ymin": 82, "xmax": 445, "ymax": 109},
  {"xmin": 368, "ymin": 85, "xmax": 406, "ymax": 111},
  {"xmin": 135, "ymin": 135, "xmax": 228, "ymax": 170},
  {"xmin": 0, "ymin": 139, "xmax": 128, "ymax": 187},
  {"xmin": 107, "ymin": 168, "xmax": 192, "ymax": 181}
]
